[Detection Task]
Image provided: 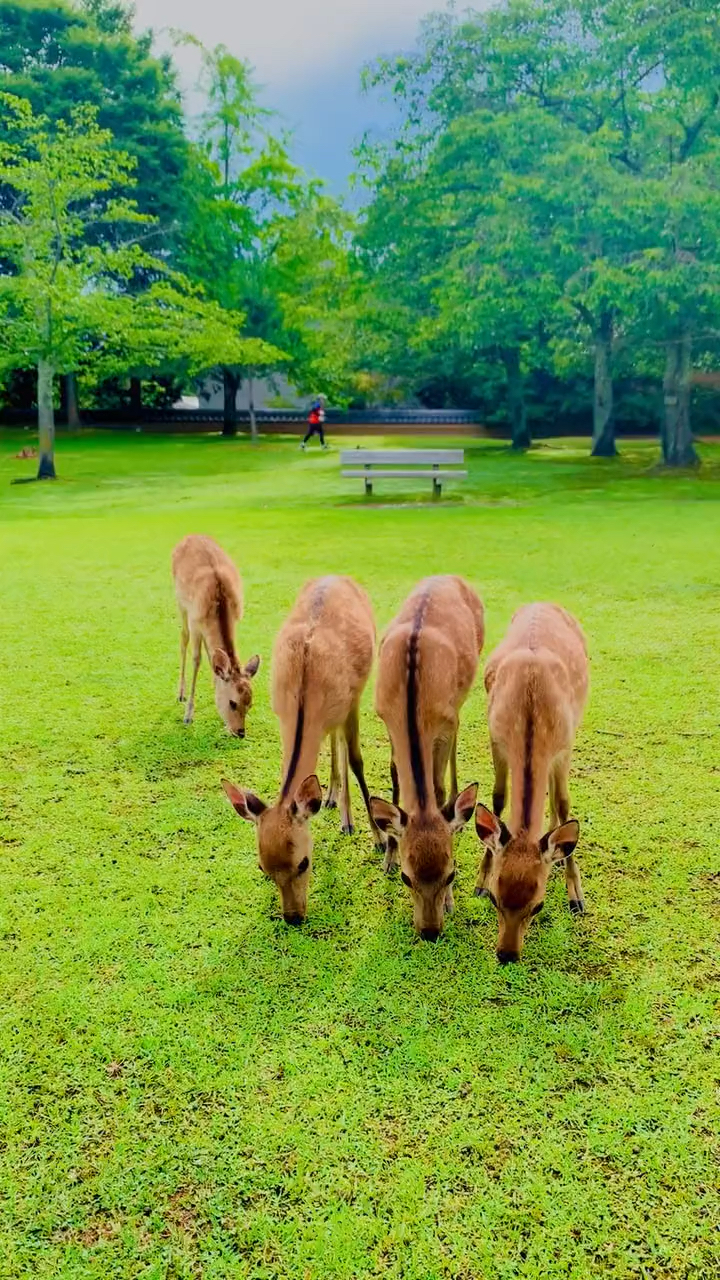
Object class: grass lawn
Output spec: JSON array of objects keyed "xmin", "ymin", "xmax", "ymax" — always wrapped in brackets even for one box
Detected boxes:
[{"xmin": 0, "ymin": 429, "xmax": 718, "ymax": 1280}]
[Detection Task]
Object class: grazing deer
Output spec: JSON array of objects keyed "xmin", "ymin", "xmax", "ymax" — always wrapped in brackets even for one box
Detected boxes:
[
  {"xmin": 474, "ymin": 602, "xmax": 589, "ymax": 963},
  {"xmin": 222, "ymin": 575, "xmax": 381, "ymax": 924},
  {"xmin": 172, "ymin": 535, "xmax": 260, "ymax": 736},
  {"xmin": 369, "ymin": 576, "xmax": 484, "ymax": 941}
]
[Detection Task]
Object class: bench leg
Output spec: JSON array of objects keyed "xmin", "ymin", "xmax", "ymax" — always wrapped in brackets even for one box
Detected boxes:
[
  {"xmin": 365, "ymin": 478, "xmax": 372, "ymax": 497},
  {"xmin": 433, "ymin": 478, "xmax": 441, "ymax": 500}
]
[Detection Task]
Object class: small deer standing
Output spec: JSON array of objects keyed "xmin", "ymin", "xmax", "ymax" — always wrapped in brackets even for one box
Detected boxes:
[
  {"xmin": 222, "ymin": 575, "xmax": 382, "ymax": 924},
  {"xmin": 474, "ymin": 602, "xmax": 589, "ymax": 963},
  {"xmin": 369, "ymin": 576, "xmax": 484, "ymax": 941},
  {"xmin": 171, "ymin": 535, "xmax": 260, "ymax": 736}
]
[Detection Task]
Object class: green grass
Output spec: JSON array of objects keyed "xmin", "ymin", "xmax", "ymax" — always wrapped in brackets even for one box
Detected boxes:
[{"xmin": 0, "ymin": 430, "xmax": 718, "ymax": 1280}]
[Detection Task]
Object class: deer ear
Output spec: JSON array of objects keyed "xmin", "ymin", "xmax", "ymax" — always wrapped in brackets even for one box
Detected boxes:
[
  {"xmin": 244, "ymin": 654, "xmax": 260, "ymax": 678},
  {"xmin": 221, "ymin": 778, "xmax": 266, "ymax": 822},
  {"xmin": 291, "ymin": 775, "xmax": 322, "ymax": 821},
  {"xmin": 540, "ymin": 819, "xmax": 580, "ymax": 864},
  {"xmin": 475, "ymin": 804, "xmax": 501, "ymax": 845},
  {"xmin": 475, "ymin": 804, "xmax": 511, "ymax": 850},
  {"xmin": 212, "ymin": 649, "xmax": 231, "ymax": 679},
  {"xmin": 449, "ymin": 782, "xmax": 479, "ymax": 832},
  {"xmin": 369, "ymin": 797, "xmax": 408, "ymax": 838}
]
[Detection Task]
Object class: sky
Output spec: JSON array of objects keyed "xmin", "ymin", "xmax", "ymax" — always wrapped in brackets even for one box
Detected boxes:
[{"xmin": 132, "ymin": 0, "xmax": 441, "ymax": 190}]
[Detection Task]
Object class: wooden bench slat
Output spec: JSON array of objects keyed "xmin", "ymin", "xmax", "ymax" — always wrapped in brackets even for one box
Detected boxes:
[
  {"xmin": 339, "ymin": 450, "xmax": 464, "ymax": 465},
  {"xmin": 342, "ymin": 470, "xmax": 468, "ymax": 479}
]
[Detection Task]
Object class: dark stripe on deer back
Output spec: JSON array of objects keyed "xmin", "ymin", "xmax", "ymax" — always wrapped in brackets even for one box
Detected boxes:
[
  {"xmin": 407, "ymin": 593, "xmax": 430, "ymax": 809},
  {"xmin": 522, "ymin": 710, "xmax": 534, "ymax": 830},
  {"xmin": 282, "ymin": 697, "xmax": 305, "ymax": 800},
  {"xmin": 281, "ymin": 578, "xmax": 330, "ymax": 800}
]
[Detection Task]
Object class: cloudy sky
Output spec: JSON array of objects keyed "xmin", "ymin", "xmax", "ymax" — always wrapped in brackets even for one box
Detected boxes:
[{"xmin": 132, "ymin": 0, "xmax": 442, "ymax": 189}]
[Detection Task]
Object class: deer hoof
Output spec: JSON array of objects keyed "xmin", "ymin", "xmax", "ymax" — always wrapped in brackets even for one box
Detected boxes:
[
  {"xmin": 341, "ymin": 822, "xmax": 355, "ymax": 836},
  {"xmin": 474, "ymin": 887, "xmax": 489, "ymax": 899},
  {"xmin": 568, "ymin": 898, "xmax": 585, "ymax": 915},
  {"xmin": 324, "ymin": 797, "xmax": 338, "ymax": 810}
]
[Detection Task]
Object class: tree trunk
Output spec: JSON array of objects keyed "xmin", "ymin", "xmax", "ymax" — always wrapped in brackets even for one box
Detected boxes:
[
  {"xmin": 37, "ymin": 357, "xmax": 56, "ymax": 480},
  {"xmin": 130, "ymin": 377, "xmax": 142, "ymax": 417},
  {"xmin": 248, "ymin": 374, "xmax": 258, "ymax": 442},
  {"xmin": 64, "ymin": 373, "xmax": 81, "ymax": 428},
  {"xmin": 222, "ymin": 367, "xmax": 240, "ymax": 437},
  {"xmin": 503, "ymin": 348, "xmax": 531, "ymax": 450},
  {"xmin": 591, "ymin": 312, "xmax": 617, "ymax": 457},
  {"xmin": 662, "ymin": 331, "xmax": 698, "ymax": 467}
]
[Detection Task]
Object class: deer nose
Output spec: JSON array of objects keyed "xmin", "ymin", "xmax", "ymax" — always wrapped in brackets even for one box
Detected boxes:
[
  {"xmin": 283, "ymin": 912, "xmax": 304, "ymax": 927},
  {"xmin": 235, "ymin": 728, "xmax": 245, "ymax": 739},
  {"xmin": 497, "ymin": 949, "xmax": 519, "ymax": 965},
  {"xmin": 420, "ymin": 927, "xmax": 440, "ymax": 943}
]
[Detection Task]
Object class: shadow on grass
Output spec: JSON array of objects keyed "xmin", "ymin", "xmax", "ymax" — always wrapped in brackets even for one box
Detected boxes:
[{"xmin": 117, "ymin": 711, "xmax": 247, "ymax": 782}]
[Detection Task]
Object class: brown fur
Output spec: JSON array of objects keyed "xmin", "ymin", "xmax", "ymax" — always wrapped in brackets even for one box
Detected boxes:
[
  {"xmin": 222, "ymin": 576, "xmax": 380, "ymax": 923},
  {"xmin": 476, "ymin": 602, "xmax": 589, "ymax": 961},
  {"xmin": 172, "ymin": 535, "xmax": 260, "ymax": 736},
  {"xmin": 370, "ymin": 576, "xmax": 484, "ymax": 938}
]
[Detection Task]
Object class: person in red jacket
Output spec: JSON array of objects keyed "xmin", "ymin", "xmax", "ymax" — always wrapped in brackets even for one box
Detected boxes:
[{"xmin": 301, "ymin": 396, "xmax": 328, "ymax": 449}]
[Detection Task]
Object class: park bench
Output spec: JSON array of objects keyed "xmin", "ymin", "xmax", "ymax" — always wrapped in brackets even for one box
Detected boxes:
[{"xmin": 340, "ymin": 448, "xmax": 467, "ymax": 498}]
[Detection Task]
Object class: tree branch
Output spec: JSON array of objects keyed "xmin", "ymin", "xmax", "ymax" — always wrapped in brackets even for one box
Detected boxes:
[{"xmin": 679, "ymin": 90, "xmax": 720, "ymax": 162}]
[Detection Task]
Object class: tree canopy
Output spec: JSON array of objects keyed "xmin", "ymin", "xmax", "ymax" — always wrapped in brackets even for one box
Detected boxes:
[
  {"xmin": 0, "ymin": 0, "xmax": 191, "ymax": 241},
  {"xmin": 1, "ymin": 0, "xmax": 719, "ymax": 466},
  {"xmin": 0, "ymin": 94, "xmax": 281, "ymax": 477},
  {"xmin": 356, "ymin": 0, "xmax": 720, "ymax": 462}
]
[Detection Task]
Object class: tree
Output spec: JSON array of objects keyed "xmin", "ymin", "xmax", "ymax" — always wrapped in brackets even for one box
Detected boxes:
[
  {"xmin": 0, "ymin": 96, "xmax": 147, "ymax": 476},
  {"xmin": 180, "ymin": 39, "xmax": 352, "ymax": 432},
  {"xmin": 269, "ymin": 192, "xmax": 358, "ymax": 405},
  {"xmin": 0, "ymin": 0, "xmax": 194, "ymax": 421},
  {"xmin": 0, "ymin": 0, "xmax": 190, "ymax": 236},
  {"xmin": 359, "ymin": 0, "xmax": 720, "ymax": 462},
  {"xmin": 0, "ymin": 95, "xmax": 280, "ymax": 478},
  {"xmin": 176, "ymin": 43, "xmax": 296, "ymax": 434}
]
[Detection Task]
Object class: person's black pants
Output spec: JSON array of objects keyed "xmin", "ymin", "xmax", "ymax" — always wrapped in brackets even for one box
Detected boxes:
[{"xmin": 302, "ymin": 422, "xmax": 325, "ymax": 445}]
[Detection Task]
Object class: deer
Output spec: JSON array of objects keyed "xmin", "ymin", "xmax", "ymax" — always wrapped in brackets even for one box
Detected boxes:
[
  {"xmin": 369, "ymin": 576, "xmax": 484, "ymax": 941},
  {"xmin": 221, "ymin": 575, "xmax": 382, "ymax": 925},
  {"xmin": 474, "ymin": 602, "xmax": 589, "ymax": 963},
  {"xmin": 171, "ymin": 535, "xmax": 260, "ymax": 737}
]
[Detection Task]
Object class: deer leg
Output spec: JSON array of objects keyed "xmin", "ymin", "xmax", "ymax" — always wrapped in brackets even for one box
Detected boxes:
[
  {"xmin": 390, "ymin": 753, "xmax": 399, "ymax": 806},
  {"xmin": 325, "ymin": 731, "xmax": 340, "ymax": 809},
  {"xmin": 383, "ymin": 752, "xmax": 401, "ymax": 871},
  {"xmin": 177, "ymin": 613, "xmax": 189, "ymax": 702},
  {"xmin": 433, "ymin": 734, "xmax": 453, "ymax": 808},
  {"xmin": 491, "ymin": 740, "xmax": 508, "ymax": 817},
  {"xmin": 551, "ymin": 756, "xmax": 584, "ymax": 915},
  {"xmin": 448, "ymin": 729, "xmax": 459, "ymax": 807},
  {"xmin": 345, "ymin": 705, "xmax": 385, "ymax": 852},
  {"xmin": 339, "ymin": 735, "xmax": 354, "ymax": 835},
  {"xmin": 183, "ymin": 631, "xmax": 202, "ymax": 725}
]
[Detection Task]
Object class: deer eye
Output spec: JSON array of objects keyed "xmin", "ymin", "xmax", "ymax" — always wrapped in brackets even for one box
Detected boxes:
[
  {"xmin": 445, "ymin": 869, "xmax": 456, "ymax": 887},
  {"xmin": 531, "ymin": 901, "xmax": 544, "ymax": 917},
  {"xmin": 297, "ymin": 856, "xmax": 309, "ymax": 876},
  {"xmin": 401, "ymin": 871, "xmax": 412, "ymax": 888},
  {"xmin": 229, "ymin": 700, "xmax": 238, "ymax": 711}
]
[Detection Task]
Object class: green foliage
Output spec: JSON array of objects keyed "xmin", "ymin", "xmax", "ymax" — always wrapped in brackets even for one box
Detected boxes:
[
  {"xmin": 0, "ymin": 430, "xmax": 718, "ymax": 1275},
  {"xmin": 0, "ymin": 0, "xmax": 190, "ymax": 238},
  {"xmin": 0, "ymin": 94, "xmax": 282, "ymax": 472},
  {"xmin": 179, "ymin": 39, "xmax": 354, "ymax": 402},
  {"xmin": 356, "ymin": 0, "xmax": 720, "ymax": 459},
  {"xmin": 0, "ymin": 94, "xmax": 151, "ymax": 379}
]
